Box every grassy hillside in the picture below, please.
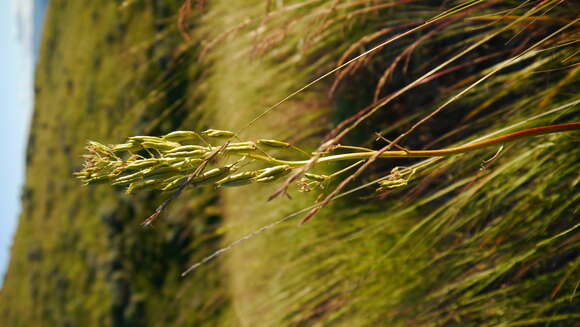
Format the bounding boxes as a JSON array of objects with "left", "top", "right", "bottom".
[
  {"left": 1, "top": 0, "right": 579, "bottom": 326},
  {"left": 0, "top": 1, "right": 234, "bottom": 326}
]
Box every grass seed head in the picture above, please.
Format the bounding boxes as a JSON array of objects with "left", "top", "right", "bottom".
[
  {"left": 165, "top": 150, "right": 208, "bottom": 158},
  {"left": 201, "top": 129, "right": 236, "bottom": 138},
  {"left": 216, "top": 171, "right": 257, "bottom": 187},
  {"left": 254, "top": 165, "right": 291, "bottom": 179},
  {"left": 256, "top": 139, "right": 291, "bottom": 148},
  {"left": 141, "top": 141, "right": 181, "bottom": 151},
  {"left": 163, "top": 131, "right": 198, "bottom": 142},
  {"left": 166, "top": 145, "right": 209, "bottom": 153}
]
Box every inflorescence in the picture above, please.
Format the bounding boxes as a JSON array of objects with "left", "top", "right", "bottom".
[{"left": 74, "top": 130, "right": 334, "bottom": 194}]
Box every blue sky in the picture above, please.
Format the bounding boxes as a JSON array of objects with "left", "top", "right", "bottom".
[{"left": 0, "top": 0, "right": 35, "bottom": 286}]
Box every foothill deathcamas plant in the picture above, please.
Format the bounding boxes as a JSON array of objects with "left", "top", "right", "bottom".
[{"left": 76, "top": 123, "right": 579, "bottom": 223}]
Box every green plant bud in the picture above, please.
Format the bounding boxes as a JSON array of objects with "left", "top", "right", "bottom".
[
  {"left": 254, "top": 165, "right": 291, "bottom": 179},
  {"left": 164, "top": 150, "right": 207, "bottom": 158},
  {"left": 256, "top": 139, "right": 291, "bottom": 148},
  {"left": 216, "top": 171, "right": 257, "bottom": 187},
  {"left": 254, "top": 176, "right": 277, "bottom": 183},
  {"left": 85, "top": 174, "right": 112, "bottom": 185},
  {"left": 228, "top": 142, "right": 256, "bottom": 147},
  {"left": 124, "top": 159, "right": 160, "bottom": 170},
  {"left": 112, "top": 143, "right": 142, "bottom": 152},
  {"left": 141, "top": 141, "right": 181, "bottom": 151},
  {"left": 112, "top": 171, "right": 144, "bottom": 185},
  {"left": 163, "top": 131, "right": 197, "bottom": 142},
  {"left": 73, "top": 171, "right": 89, "bottom": 178},
  {"left": 142, "top": 166, "right": 180, "bottom": 178},
  {"left": 191, "top": 166, "right": 232, "bottom": 185},
  {"left": 224, "top": 144, "right": 257, "bottom": 153},
  {"left": 201, "top": 129, "right": 235, "bottom": 138},
  {"left": 377, "top": 178, "right": 408, "bottom": 190},
  {"left": 128, "top": 136, "right": 165, "bottom": 143},
  {"left": 127, "top": 179, "right": 159, "bottom": 193},
  {"left": 171, "top": 159, "right": 203, "bottom": 170},
  {"left": 87, "top": 141, "right": 115, "bottom": 156},
  {"left": 304, "top": 173, "right": 328, "bottom": 182},
  {"left": 166, "top": 145, "right": 208, "bottom": 153},
  {"left": 158, "top": 157, "right": 181, "bottom": 164},
  {"left": 161, "top": 176, "right": 188, "bottom": 191}
]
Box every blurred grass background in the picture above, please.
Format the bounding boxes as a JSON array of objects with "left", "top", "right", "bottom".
[
  {"left": 1, "top": 0, "right": 578, "bottom": 326},
  {"left": 0, "top": 0, "right": 234, "bottom": 326}
]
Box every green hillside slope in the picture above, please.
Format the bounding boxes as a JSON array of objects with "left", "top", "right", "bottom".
[{"left": 0, "top": 1, "right": 234, "bottom": 326}]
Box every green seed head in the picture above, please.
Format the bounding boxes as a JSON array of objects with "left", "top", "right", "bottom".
[
  {"left": 141, "top": 141, "right": 181, "bottom": 151},
  {"left": 163, "top": 131, "right": 198, "bottom": 142},
  {"left": 113, "top": 143, "right": 142, "bottom": 152},
  {"left": 191, "top": 166, "right": 233, "bottom": 185},
  {"left": 127, "top": 179, "right": 159, "bottom": 193},
  {"left": 166, "top": 145, "right": 208, "bottom": 153},
  {"left": 170, "top": 159, "right": 203, "bottom": 171},
  {"left": 304, "top": 173, "right": 328, "bottom": 182},
  {"left": 254, "top": 165, "right": 291, "bottom": 179},
  {"left": 256, "top": 139, "right": 291, "bottom": 148},
  {"left": 142, "top": 166, "right": 181, "bottom": 178},
  {"left": 87, "top": 141, "right": 116, "bottom": 157},
  {"left": 216, "top": 171, "right": 257, "bottom": 187},
  {"left": 161, "top": 176, "right": 188, "bottom": 191},
  {"left": 224, "top": 143, "right": 257, "bottom": 153},
  {"left": 124, "top": 159, "right": 160, "bottom": 170},
  {"left": 164, "top": 150, "right": 207, "bottom": 158},
  {"left": 128, "top": 136, "right": 165, "bottom": 143},
  {"left": 377, "top": 178, "right": 408, "bottom": 191},
  {"left": 201, "top": 129, "right": 236, "bottom": 139},
  {"left": 254, "top": 176, "right": 278, "bottom": 183},
  {"left": 112, "top": 171, "right": 144, "bottom": 185}
]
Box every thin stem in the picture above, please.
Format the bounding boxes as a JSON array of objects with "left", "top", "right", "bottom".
[{"left": 245, "top": 123, "right": 579, "bottom": 167}]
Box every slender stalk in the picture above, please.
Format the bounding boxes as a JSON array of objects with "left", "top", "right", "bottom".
[{"left": 245, "top": 123, "right": 579, "bottom": 167}]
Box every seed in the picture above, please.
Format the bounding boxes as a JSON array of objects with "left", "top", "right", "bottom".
[
  {"left": 163, "top": 131, "right": 197, "bottom": 142},
  {"left": 254, "top": 165, "right": 290, "bottom": 179},
  {"left": 254, "top": 176, "right": 276, "bottom": 183},
  {"left": 141, "top": 141, "right": 181, "bottom": 151},
  {"left": 125, "top": 159, "right": 160, "bottom": 170},
  {"left": 85, "top": 175, "right": 111, "bottom": 185},
  {"left": 201, "top": 129, "right": 236, "bottom": 138},
  {"left": 143, "top": 166, "right": 180, "bottom": 178},
  {"left": 87, "top": 141, "right": 115, "bottom": 156},
  {"left": 128, "top": 136, "right": 165, "bottom": 143},
  {"left": 191, "top": 166, "right": 232, "bottom": 185},
  {"left": 257, "top": 139, "right": 291, "bottom": 148},
  {"left": 166, "top": 145, "right": 208, "bottom": 153},
  {"left": 224, "top": 144, "right": 257, "bottom": 153},
  {"left": 161, "top": 176, "right": 188, "bottom": 191},
  {"left": 304, "top": 173, "right": 327, "bottom": 182},
  {"left": 113, "top": 143, "right": 142, "bottom": 152},
  {"left": 216, "top": 171, "right": 257, "bottom": 187},
  {"left": 127, "top": 179, "right": 159, "bottom": 193},
  {"left": 158, "top": 158, "right": 182, "bottom": 165},
  {"left": 165, "top": 150, "right": 207, "bottom": 158},
  {"left": 112, "top": 171, "right": 144, "bottom": 185},
  {"left": 171, "top": 159, "right": 203, "bottom": 170}
]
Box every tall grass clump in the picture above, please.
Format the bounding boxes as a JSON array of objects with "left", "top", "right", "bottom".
[{"left": 76, "top": 0, "right": 579, "bottom": 326}]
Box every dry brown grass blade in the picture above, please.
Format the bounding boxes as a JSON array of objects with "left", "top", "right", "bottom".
[
  {"left": 178, "top": 0, "right": 193, "bottom": 42},
  {"left": 373, "top": 26, "right": 442, "bottom": 101},
  {"left": 301, "top": 13, "right": 579, "bottom": 223},
  {"left": 329, "top": 22, "right": 418, "bottom": 97}
]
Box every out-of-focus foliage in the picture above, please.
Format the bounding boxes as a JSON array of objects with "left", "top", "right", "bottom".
[{"left": 0, "top": 1, "right": 234, "bottom": 326}]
